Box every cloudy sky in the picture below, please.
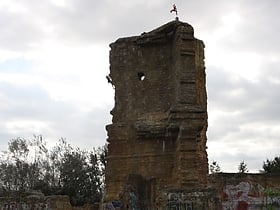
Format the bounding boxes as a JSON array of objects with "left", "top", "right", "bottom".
[{"left": 0, "top": 0, "right": 279, "bottom": 172}]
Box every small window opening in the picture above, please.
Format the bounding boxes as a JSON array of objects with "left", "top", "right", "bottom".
[{"left": 137, "top": 72, "right": 145, "bottom": 81}]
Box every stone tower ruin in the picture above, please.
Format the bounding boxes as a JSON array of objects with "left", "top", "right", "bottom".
[{"left": 104, "top": 20, "right": 209, "bottom": 209}]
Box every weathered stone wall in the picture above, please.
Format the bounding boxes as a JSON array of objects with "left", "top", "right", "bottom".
[
  {"left": 2, "top": 174, "right": 279, "bottom": 210},
  {"left": 0, "top": 192, "right": 99, "bottom": 210},
  {"left": 104, "top": 20, "right": 208, "bottom": 209},
  {"left": 208, "top": 173, "right": 280, "bottom": 210}
]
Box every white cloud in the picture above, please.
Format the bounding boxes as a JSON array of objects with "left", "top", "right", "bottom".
[
  {"left": 0, "top": 0, "right": 27, "bottom": 13},
  {"left": 50, "top": 0, "right": 67, "bottom": 8},
  {"left": 5, "top": 120, "right": 51, "bottom": 134},
  {"left": 0, "top": 50, "right": 23, "bottom": 62},
  {"left": 27, "top": 42, "right": 113, "bottom": 109}
]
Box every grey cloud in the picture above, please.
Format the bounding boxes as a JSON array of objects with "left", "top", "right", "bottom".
[
  {"left": 209, "top": 151, "right": 270, "bottom": 172},
  {"left": 0, "top": 81, "right": 110, "bottom": 149},
  {"left": 60, "top": 108, "right": 112, "bottom": 149},
  {"left": 208, "top": 65, "right": 280, "bottom": 124},
  {"left": 207, "top": 63, "right": 280, "bottom": 171},
  {"left": 217, "top": 1, "right": 280, "bottom": 54},
  {"left": 51, "top": 1, "right": 171, "bottom": 44},
  {"left": 0, "top": 82, "right": 73, "bottom": 120},
  {"left": 2, "top": 0, "right": 279, "bottom": 51},
  {"left": 0, "top": 6, "right": 44, "bottom": 51}
]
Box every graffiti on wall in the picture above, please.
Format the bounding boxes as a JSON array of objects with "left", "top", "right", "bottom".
[
  {"left": 222, "top": 181, "right": 280, "bottom": 210},
  {"left": 103, "top": 201, "right": 121, "bottom": 210},
  {"left": 166, "top": 192, "right": 194, "bottom": 210},
  {"left": 0, "top": 202, "right": 48, "bottom": 210},
  {"left": 165, "top": 191, "right": 215, "bottom": 210}
]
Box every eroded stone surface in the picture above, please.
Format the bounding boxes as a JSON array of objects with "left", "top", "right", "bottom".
[{"left": 104, "top": 20, "right": 209, "bottom": 209}]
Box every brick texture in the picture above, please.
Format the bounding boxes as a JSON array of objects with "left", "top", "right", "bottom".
[{"left": 104, "top": 20, "right": 208, "bottom": 209}]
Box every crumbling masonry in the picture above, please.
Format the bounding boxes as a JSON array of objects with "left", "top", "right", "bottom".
[{"left": 104, "top": 20, "right": 211, "bottom": 209}]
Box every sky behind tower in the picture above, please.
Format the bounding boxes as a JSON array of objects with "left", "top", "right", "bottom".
[{"left": 0, "top": 0, "right": 279, "bottom": 172}]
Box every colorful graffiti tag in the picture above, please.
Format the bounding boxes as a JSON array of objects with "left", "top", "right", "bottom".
[{"left": 222, "top": 181, "right": 280, "bottom": 210}]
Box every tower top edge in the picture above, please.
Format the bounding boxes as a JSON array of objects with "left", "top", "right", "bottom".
[{"left": 110, "top": 20, "right": 194, "bottom": 47}]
